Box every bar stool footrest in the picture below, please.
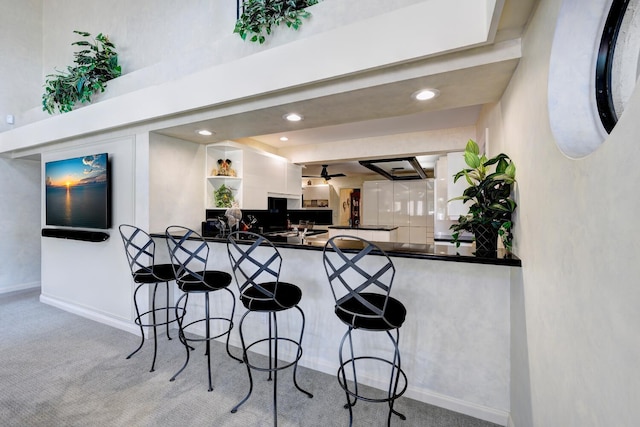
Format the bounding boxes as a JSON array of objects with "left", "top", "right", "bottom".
[
  {"left": 244, "top": 336, "right": 304, "bottom": 373},
  {"left": 337, "top": 355, "right": 408, "bottom": 404},
  {"left": 135, "top": 306, "right": 185, "bottom": 328},
  {"left": 179, "top": 317, "right": 235, "bottom": 344}
]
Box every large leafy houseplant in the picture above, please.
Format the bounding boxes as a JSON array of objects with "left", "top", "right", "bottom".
[
  {"left": 450, "top": 139, "right": 517, "bottom": 253},
  {"left": 234, "top": 0, "right": 319, "bottom": 44},
  {"left": 42, "top": 31, "right": 121, "bottom": 114}
]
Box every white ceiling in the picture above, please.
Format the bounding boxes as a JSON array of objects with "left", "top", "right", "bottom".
[{"left": 154, "top": 0, "right": 538, "bottom": 178}]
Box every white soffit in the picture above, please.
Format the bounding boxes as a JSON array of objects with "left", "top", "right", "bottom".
[{"left": 0, "top": 0, "right": 505, "bottom": 153}]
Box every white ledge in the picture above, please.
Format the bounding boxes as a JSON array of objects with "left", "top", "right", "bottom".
[{"left": 1, "top": 0, "right": 503, "bottom": 154}]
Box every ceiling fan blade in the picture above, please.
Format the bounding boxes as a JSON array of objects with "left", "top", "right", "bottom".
[{"left": 303, "top": 165, "right": 346, "bottom": 180}]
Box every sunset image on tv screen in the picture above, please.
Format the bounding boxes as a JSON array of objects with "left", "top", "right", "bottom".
[{"left": 45, "top": 153, "right": 110, "bottom": 229}]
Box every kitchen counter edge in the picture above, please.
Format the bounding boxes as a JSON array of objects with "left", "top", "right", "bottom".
[{"left": 152, "top": 233, "right": 521, "bottom": 267}]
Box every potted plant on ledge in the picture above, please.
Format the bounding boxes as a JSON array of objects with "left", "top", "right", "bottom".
[{"left": 449, "top": 139, "right": 517, "bottom": 256}]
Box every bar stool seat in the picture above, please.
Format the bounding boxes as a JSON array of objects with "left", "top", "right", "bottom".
[
  {"left": 240, "top": 281, "right": 302, "bottom": 311},
  {"left": 177, "top": 271, "right": 232, "bottom": 292},
  {"left": 335, "top": 292, "right": 406, "bottom": 331}
]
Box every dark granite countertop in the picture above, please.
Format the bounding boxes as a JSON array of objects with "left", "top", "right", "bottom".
[
  {"left": 152, "top": 231, "right": 521, "bottom": 267},
  {"left": 328, "top": 225, "right": 398, "bottom": 231}
]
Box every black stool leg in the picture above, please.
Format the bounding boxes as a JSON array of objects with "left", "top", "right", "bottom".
[
  {"left": 231, "top": 310, "right": 254, "bottom": 413},
  {"left": 224, "top": 288, "right": 243, "bottom": 364},
  {"left": 205, "top": 292, "right": 213, "bottom": 392},
  {"left": 387, "top": 329, "right": 406, "bottom": 423},
  {"left": 170, "top": 292, "right": 191, "bottom": 382},
  {"left": 127, "top": 284, "right": 146, "bottom": 361},
  {"left": 268, "top": 312, "right": 274, "bottom": 381},
  {"left": 273, "top": 312, "right": 279, "bottom": 427},
  {"left": 150, "top": 283, "right": 159, "bottom": 372},
  {"left": 163, "top": 281, "right": 173, "bottom": 341},
  {"left": 339, "top": 328, "right": 356, "bottom": 426},
  {"left": 292, "top": 306, "right": 313, "bottom": 399}
]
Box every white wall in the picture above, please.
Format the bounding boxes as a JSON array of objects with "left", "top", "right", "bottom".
[
  {"left": 41, "top": 0, "right": 237, "bottom": 80},
  {"left": 0, "top": 158, "right": 41, "bottom": 293},
  {"left": 149, "top": 134, "right": 204, "bottom": 233},
  {"left": 40, "top": 136, "right": 139, "bottom": 332},
  {"left": 0, "top": 0, "right": 42, "bottom": 133},
  {"left": 480, "top": 0, "right": 640, "bottom": 426}
]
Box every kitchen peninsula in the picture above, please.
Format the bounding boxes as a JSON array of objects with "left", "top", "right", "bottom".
[{"left": 151, "top": 228, "right": 520, "bottom": 425}]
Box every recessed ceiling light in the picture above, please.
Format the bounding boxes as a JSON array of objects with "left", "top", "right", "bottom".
[
  {"left": 197, "top": 130, "right": 214, "bottom": 136},
  {"left": 280, "top": 136, "right": 289, "bottom": 141},
  {"left": 284, "top": 113, "right": 303, "bottom": 122},
  {"left": 413, "top": 89, "right": 440, "bottom": 101}
]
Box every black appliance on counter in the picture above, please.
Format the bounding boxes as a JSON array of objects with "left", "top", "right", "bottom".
[{"left": 267, "top": 196, "right": 288, "bottom": 230}]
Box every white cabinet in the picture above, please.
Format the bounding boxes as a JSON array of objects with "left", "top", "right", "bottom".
[
  {"left": 363, "top": 181, "right": 394, "bottom": 225},
  {"left": 393, "top": 182, "right": 411, "bottom": 227},
  {"left": 362, "top": 181, "right": 379, "bottom": 225},
  {"left": 286, "top": 163, "right": 302, "bottom": 196},
  {"left": 205, "top": 142, "right": 301, "bottom": 210},
  {"left": 361, "top": 179, "right": 434, "bottom": 244},
  {"left": 378, "top": 181, "right": 394, "bottom": 226}
]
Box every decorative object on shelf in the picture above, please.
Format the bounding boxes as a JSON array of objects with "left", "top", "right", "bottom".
[
  {"left": 212, "top": 158, "right": 236, "bottom": 176},
  {"left": 449, "top": 139, "right": 517, "bottom": 255},
  {"left": 42, "top": 31, "right": 121, "bottom": 114},
  {"left": 225, "top": 202, "right": 243, "bottom": 230},
  {"left": 214, "top": 184, "right": 235, "bottom": 208},
  {"left": 234, "top": 0, "right": 320, "bottom": 44}
]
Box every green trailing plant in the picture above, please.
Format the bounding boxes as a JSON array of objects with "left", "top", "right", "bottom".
[
  {"left": 214, "top": 184, "right": 235, "bottom": 208},
  {"left": 449, "top": 139, "right": 517, "bottom": 252},
  {"left": 234, "top": 0, "right": 320, "bottom": 44},
  {"left": 42, "top": 30, "right": 121, "bottom": 114}
]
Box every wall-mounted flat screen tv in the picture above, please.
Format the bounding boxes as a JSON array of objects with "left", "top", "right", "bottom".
[{"left": 45, "top": 153, "right": 111, "bottom": 229}]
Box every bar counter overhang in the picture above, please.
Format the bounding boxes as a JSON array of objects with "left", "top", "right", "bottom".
[{"left": 150, "top": 231, "right": 520, "bottom": 425}]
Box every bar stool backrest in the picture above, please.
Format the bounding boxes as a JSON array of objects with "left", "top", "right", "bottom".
[
  {"left": 119, "top": 224, "right": 159, "bottom": 282},
  {"left": 165, "top": 226, "right": 210, "bottom": 288},
  {"left": 322, "top": 235, "right": 396, "bottom": 322},
  {"left": 227, "top": 231, "right": 282, "bottom": 301}
]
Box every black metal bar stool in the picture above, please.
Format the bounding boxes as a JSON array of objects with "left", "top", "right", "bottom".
[
  {"left": 322, "top": 235, "right": 408, "bottom": 426},
  {"left": 119, "top": 224, "right": 183, "bottom": 372},
  {"left": 226, "top": 231, "right": 313, "bottom": 426},
  {"left": 165, "top": 226, "right": 242, "bottom": 391}
]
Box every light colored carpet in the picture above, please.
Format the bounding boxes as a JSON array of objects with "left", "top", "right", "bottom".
[{"left": 0, "top": 289, "right": 500, "bottom": 427}]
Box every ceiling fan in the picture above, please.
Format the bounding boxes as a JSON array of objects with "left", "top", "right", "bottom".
[{"left": 303, "top": 164, "right": 346, "bottom": 181}]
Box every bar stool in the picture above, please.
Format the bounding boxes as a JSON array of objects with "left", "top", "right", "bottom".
[
  {"left": 322, "top": 235, "right": 408, "bottom": 426},
  {"left": 118, "top": 224, "right": 183, "bottom": 372},
  {"left": 226, "top": 231, "right": 313, "bottom": 426},
  {"left": 165, "top": 225, "right": 242, "bottom": 391}
]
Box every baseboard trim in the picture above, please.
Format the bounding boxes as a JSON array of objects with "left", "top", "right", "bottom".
[
  {"left": 39, "top": 294, "right": 139, "bottom": 336},
  {"left": 0, "top": 281, "right": 40, "bottom": 295},
  {"left": 404, "top": 387, "right": 510, "bottom": 426}
]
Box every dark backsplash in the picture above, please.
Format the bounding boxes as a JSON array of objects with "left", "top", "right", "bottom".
[{"left": 203, "top": 208, "right": 332, "bottom": 236}]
